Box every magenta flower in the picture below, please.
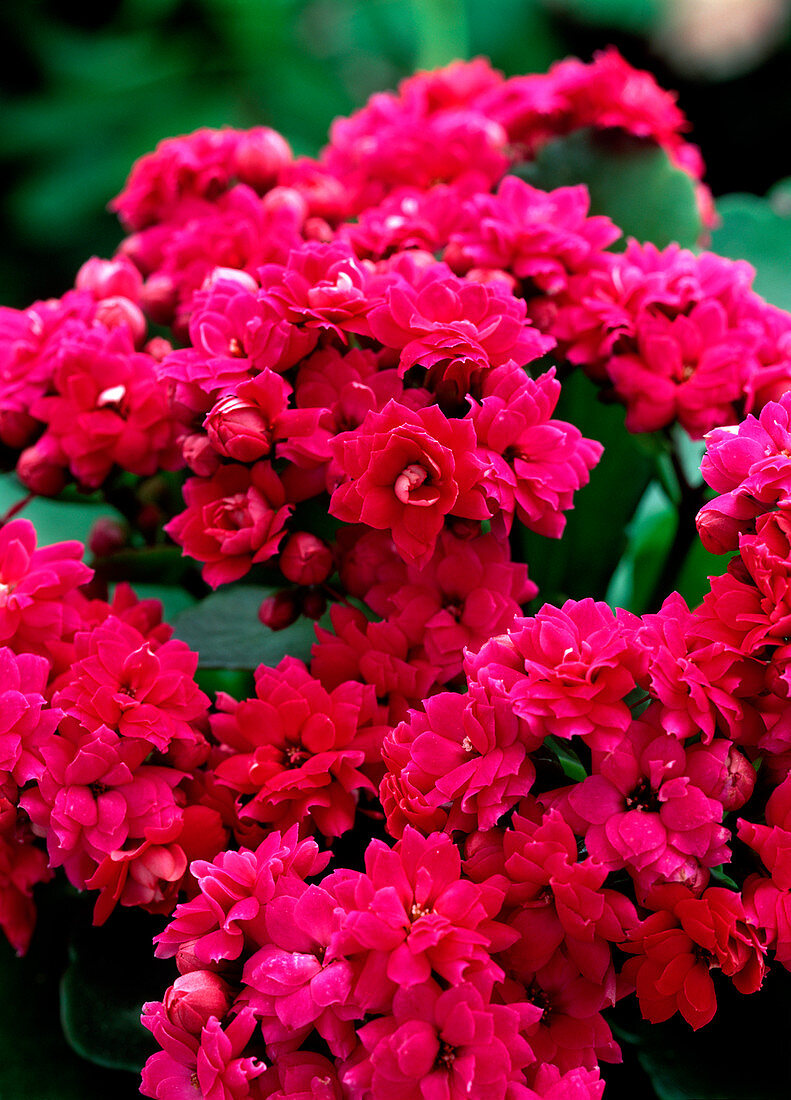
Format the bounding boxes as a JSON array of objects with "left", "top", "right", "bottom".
[
  {"left": 0, "top": 519, "right": 92, "bottom": 655},
  {"left": 154, "top": 827, "right": 330, "bottom": 968},
  {"left": 330, "top": 828, "right": 514, "bottom": 1008},
  {"left": 341, "top": 977, "right": 533, "bottom": 1100},
  {"left": 330, "top": 399, "right": 489, "bottom": 567},
  {"left": 166, "top": 462, "right": 291, "bottom": 588},
  {"left": 381, "top": 685, "right": 536, "bottom": 837},
  {"left": 210, "top": 656, "right": 385, "bottom": 840},
  {"left": 470, "top": 365, "right": 602, "bottom": 537},
  {"left": 53, "top": 615, "right": 208, "bottom": 753},
  {"left": 368, "top": 263, "right": 553, "bottom": 397},
  {"left": 466, "top": 599, "right": 643, "bottom": 744}
]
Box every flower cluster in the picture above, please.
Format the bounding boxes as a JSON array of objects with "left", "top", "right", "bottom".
[{"left": 2, "top": 48, "right": 791, "bottom": 1100}]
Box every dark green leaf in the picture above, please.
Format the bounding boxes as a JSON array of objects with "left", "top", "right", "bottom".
[
  {"left": 606, "top": 481, "right": 678, "bottom": 614},
  {"left": 540, "top": 0, "right": 659, "bottom": 32},
  {"left": 60, "top": 906, "right": 164, "bottom": 1073},
  {"left": 710, "top": 190, "right": 791, "bottom": 311},
  {"left": 520, "top": 370, "right": 654, "bottom": 607},
  {"left": 516, "top": 129, "right": 703, "bottom": 248},
  {"left": 0, "top": 886, "right": 142, "bottom": 1098},
  {"left": 674, "top": 538, "right": 734, "bottom": 610},
  {"left": 171, "top": 584, "right": 320, "bottom": 670},
  {"left": 545, "top": 736, "right": 587, "bottom": 782}
]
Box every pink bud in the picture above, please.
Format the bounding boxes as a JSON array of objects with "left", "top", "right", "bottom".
[
  {"left": 695, "top": 495, "right": 759, "bottom": 554},
  {"left": 301, "top": 590, "right": 327, "bottom": 620},
  {"left": 303, "top": 216, "right": 334, "bottom": 242},
  {"left": 233, "top": 127, "right": 292, "bottom": 191},
  {"left": 144, "top": 336, "right": 173, "bottom": 362},
  {"left": 279, "top": 532, "right": 334, "bottom": 585},
  {"left": 719, "top": 746, "right": 756, "bottom": 811},
  {"left": 88, "top": 517, "right": 129, "bottom": 558},
  {"left": 141, "top": 275, "right": 177, "bottom": 325},
  {"left": 93, "top": 296, "right": 147, "bottom": 347},
  {"left": 259, "top": 590, "right": 300, "bottom": 631},
  {"left": 0, "top": 409, "right": 38, "bottom": 450},
  {"left": 163, "top": 971, "right": 234, "bottom": 1034},
  {"left": 205, "top": 394, "right": 272, "bottom": 463},
  {"left": 76, "top": 256, "right": 143, "bottom": 300},
  {"left": 261, "top": 186, "right": 309, "bottom": 222},
  {"left": 182, "top": 433, "right": 220, "bottom": 477},
  {"left": 17, "top": 438, "right": 66, "bottom": 496}
]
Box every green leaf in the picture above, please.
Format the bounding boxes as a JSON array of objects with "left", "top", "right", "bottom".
[
  {"left": 674, "top": 537, "right": 734, "bottom": 610},
  {"left": 520, "top": 370, "right": 654, "bottom": 607},
  {"left": 545, "top": 736, "right": 587, "bottom": 782},
  {"left": 0, "top": 886, "right": 142, "bottom": 1098},
  {"left": 0, "top": 472, "right": 120, "bottom": 548},
  {"left": 710, "top": 189, "right": 791, "bottom": 311},
  {"left": 60, "top": 905, "right": 164, "bottom": 1073},
  {"left": 516, "top": 129, "right": 703, "bottom": 249},
  {"left": 171, "top": 584, "right": 320, "bottom": 670},
  {"left": 606, "top": 481, "right": 678, "bottom": 614}
]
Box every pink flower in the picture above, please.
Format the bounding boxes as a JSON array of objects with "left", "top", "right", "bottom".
[
  {"left": 342, "top": 977, "right": 533, "bottom": 1100},
  {"left": 0, "top": 647, "right": 60, "bottom": 785},
  {"left": 166, "top": 462, "right": 291, "bottom": 587},
  {"left": 32, "top": 323, "right": 180, "bottom": 488},
  {"left": 621, "top": 884, "right": 766, "bottom": 1029},
  {"left": 381, "top": 685, "right": 536, "bottom": 837},
  {"left": 53, "top": 615, "right": 208, "bottom": 753},
  {"left": 470, "top": 365, "right": 602, "bottom": 536},
  {"left": 209, "top": 657, "right": 385, "bottom": 840},
  {"left": 239, "top": 881, "right": 356, "bottom": 1056},
  {"left": 154, "top": 827, "right": 330, "bottom": 968},
  {"left": 330, "top": 399, "right": 488, "bottom": 567},
  {"left": 560, "top": 716, "right": 730, "bottom": 889},
  {"left": 466, "top": 599, "right": 643, "bottom": 743},
  {"left": 330, "top": 828, "right": 514, "bottom": 1007},
  {"left": 449, "top": 175, "right": 619, "bottom": 291},
  {"left": 367, "top": 263, "right": 553, "bottom": 398},
  {"left": 0, "top": 519, "right": 92, "bottom": 656}
]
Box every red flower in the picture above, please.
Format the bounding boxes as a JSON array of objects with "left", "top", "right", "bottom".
[
  {"left": 166, "top": 462, "right": 291, "bottom": 587},
  {"left": 330, "top": 399, "right": 488, "bottom": 567}
]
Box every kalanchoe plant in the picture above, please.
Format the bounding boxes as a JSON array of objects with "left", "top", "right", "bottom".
[{"left": 2, "top": 46, "right": 791, "bottom": 1100}]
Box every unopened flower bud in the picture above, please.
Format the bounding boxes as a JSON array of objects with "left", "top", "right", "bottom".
[
  {"left": 76, "top": 256, "right": 143, "bottom": 301},
  {"left": 205, "top": 394, "right": 271, "bottom": 463},
  {"left": 261, "top": 186, "right": 309, "bottom": 223},
  {"left": 719, "top": 746, "right": 756, "bottom": 811},
  {"left": 233, "top": 127, "right": 292, "bottom": 191},
  {"left": 141, "top": 275, "right": 177, "bottom": 325},
  {"left": 0, "top": 409, "right": 38, "bottom": 450},
  {"left": 280, "top": 532, "right": 334, "bottom": 585},
  {"left": 88, "top": 517, "right": 129, "bottom": 558},
  {"left": 304, "top": 217, "right": 334, "bottom": 242},
  {"left": 144, "top": 336, "right": 173, "bottom": 362},
  {"left": 93, "top": 296, "right": 147, "bottom": 347},
  {"left": 259, "top": 590, "right": 300, "bottom": 631},
  {"left": 301, "top": 589, "right": 327, "bottom": 620},
  {"left": 17, "top": 438, "right": 66, "bottom": 496},
  {"left": 182, "top": 433, "right": 220, "bottom": 477},
  {"left": 163, "top": 971, "right": 234, "bottom": 1034}
]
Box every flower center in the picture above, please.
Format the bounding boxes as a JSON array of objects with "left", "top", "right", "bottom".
[
  {"left": 394, "top": 463, "right": 438, "bottom": 506},
  {"left": 435, "top": 1041, "right": 456, "bottom": 1070},
  {"left": 625, "top": 776, "right": 661, "bottom": 813}
]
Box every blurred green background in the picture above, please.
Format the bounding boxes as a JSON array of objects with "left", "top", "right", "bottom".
[{"left": 2, "top": 0, "right": 791, "bottom": 310}]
